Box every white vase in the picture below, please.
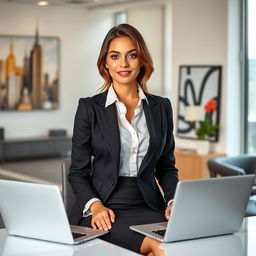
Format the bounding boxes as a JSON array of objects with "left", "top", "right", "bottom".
[{"left": 196, "top": 140, "right": 209, "bottom": 155}]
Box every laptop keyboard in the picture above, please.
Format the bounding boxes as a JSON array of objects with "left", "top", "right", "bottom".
[
  {"left": 72, "top": 232, "right": 87, "bottom": 239},
  {"left": 152, "top": 229, "right": 166, "bottom": 237}
]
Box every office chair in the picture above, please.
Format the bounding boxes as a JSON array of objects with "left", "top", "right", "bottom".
[
  {"left": 0, "top": 176, "right": 19, "bottom": 229},
  {"left": 0, "top": 215, "right": 4, "bottom": 229},
  {"left": 208, "top": 155, "right": 256, "bottom": 217},
  {"left": 61, "top": 159, "right": 76, "bottom": 218}
]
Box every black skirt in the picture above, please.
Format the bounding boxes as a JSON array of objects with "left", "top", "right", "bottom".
[{"left": 80, "top": 177, "right": 166, "bottom": 253}]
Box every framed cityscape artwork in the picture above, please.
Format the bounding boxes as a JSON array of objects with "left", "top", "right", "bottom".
[
  {"left": 0, "top": 30, "right": 60, "bottom": 111},
  {"left": 176, "top": 65, "right": 222, "bottom": 142}
]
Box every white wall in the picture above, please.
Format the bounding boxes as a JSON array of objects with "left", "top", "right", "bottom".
[
  {"left": 169, "top": 0, "right": 242, "bottom": 155},
  {"left": 0, "top": 3, "right": 165, "bottom": 139},
  {"left": 0, "top": 3, "right": 113, "bottom": 138},
  {"left": 0, "top": 1, "right": 242, "bottom": 156},
  {"left": 127, "top": 5, "right": 164, "bottom": 96},
  {"left": 169, "top": 0, "right": 232, "bottom": 154},
  {"left": 126, "top": 0, "right": 242, "bottom": 155}
]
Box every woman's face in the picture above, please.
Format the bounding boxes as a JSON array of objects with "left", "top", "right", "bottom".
[{"left": 105, "top": 36, "right": 141, "bottom": 88}]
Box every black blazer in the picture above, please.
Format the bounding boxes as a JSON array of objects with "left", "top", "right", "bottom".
[{"left": 68, "top": 90, "right": 178, "bottom": 225}]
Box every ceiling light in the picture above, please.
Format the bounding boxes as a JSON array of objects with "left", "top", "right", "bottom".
[{"left": 37, "top": 1, "right": 49, "bottom": 6}]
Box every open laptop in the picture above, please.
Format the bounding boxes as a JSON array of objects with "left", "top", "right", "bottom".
[
  {"left": 0, "top": 179, "right": 108, "bottom": 244},
  {"left": 130, "top": 175, "right": 255, "bottom": 242}
]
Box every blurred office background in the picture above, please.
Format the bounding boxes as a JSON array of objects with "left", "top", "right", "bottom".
[{"left": 0, "top": 0, "right": 255, "bottom": 189}]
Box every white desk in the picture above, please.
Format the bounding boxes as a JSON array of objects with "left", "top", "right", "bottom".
[
  {"left": 0, "top": 229, "right": 140, "bottom": 256},
  {"left": 0, "top": 217, "right": 255, "bottom": 256},
  {"left": 161, "top": 217, "right": 256, "bottom": 256}
]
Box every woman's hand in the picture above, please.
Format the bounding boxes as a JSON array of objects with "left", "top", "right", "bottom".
[
  {"left": 165, "top": 201, "right": 174, "bottom": 220},
  {"left": 90, "top": 201, "right": 115, "bottom": 230}
]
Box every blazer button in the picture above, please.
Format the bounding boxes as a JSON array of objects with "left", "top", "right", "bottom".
[{"left": 111, "top": 180, "right": 115, "bottom": 186}]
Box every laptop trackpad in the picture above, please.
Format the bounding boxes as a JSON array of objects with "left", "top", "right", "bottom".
[
  {"left": 71, "top": 225, "right": 88, "bottom": 233},
  {"left": 72, "top": 232, "right": 88, "bottom": 239}
]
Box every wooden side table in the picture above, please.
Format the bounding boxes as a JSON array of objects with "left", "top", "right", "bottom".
[{"left": 175, "top": 148, "right": 226, "bottom": 180}]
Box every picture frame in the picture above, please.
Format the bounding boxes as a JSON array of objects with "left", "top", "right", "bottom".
[
  {"left": 176, "top": 65, "right": 222, "bottom": 142},
  {"left": 0, "top": 33, "right": 60, "bottom": 111}
]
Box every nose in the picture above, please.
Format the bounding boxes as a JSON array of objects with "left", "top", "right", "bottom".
[{"left": 120, "top": 56, "right": 129, "bottom": 68}]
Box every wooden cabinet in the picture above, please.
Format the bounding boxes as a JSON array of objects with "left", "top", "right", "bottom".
[{"left": 175, "top": 148, "right": 226, "bottom": 180}]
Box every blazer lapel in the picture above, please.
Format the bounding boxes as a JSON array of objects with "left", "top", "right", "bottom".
[
  {"left": 94, "top": 92, "right": 120, "bottom": 169},
  {"left": 138, "top": 96, "right": 163, "bottom": 175}
]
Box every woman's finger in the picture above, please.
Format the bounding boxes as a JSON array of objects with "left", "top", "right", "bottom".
[
  {"left": 98, "top": 214, "right": 109, "bottom": 230},
  {"left": 108, "top": 209, "right": 116, "bottom": 223},
  {"left": 91, "top": 220, "right": 97, "bottom": 229},
  {"left": 102, "top": 211, "right": 112, "bottom": 229},
  {"left": 96, "top": 219, "right": 103, "bottom": 230},
  {"left": 165, "top": 207, "right": 171, "bottom": 220}
]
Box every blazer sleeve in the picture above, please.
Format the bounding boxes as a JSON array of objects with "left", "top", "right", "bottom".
[
  {"left": 155, "top": 98, "right": 179, "bottom": 204},
  {"left": 68, "top": 98, "right": 100, "bottom": 212}
]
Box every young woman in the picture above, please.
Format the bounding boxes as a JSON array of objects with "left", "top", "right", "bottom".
[{"left": 68, "top": 24, "right": 178, "bottom": 256}]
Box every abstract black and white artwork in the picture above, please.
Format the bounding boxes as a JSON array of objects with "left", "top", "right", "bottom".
[{"left": 177, "top": 65, "right": 222, "bottom": 141}]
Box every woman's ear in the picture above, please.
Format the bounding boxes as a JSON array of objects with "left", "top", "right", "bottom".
[{"left": 105, "top": 64, "right": 109, "bottom": 69}]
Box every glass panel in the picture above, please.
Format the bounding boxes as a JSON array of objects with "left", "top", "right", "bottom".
[{"left": 247, "top": 0, "right": 256, "bottom": 153}]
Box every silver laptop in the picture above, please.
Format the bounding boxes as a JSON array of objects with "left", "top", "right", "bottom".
[
  {"left": 130, "top": 175, "right": 255, "bottom": 242},
  {"left": 0, "top": 179, "right": 108, "bottom": 244}
]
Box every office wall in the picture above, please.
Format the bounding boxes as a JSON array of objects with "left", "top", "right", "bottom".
[
  {"left": 0, "top": 3, "right": 113, "bottom": 138},
  {"left": 171, "top": 0, "right": 227, "bottom": 153},
  {"left": 169, "top": 0, "right": 241, "bottom": 155},
  {"left": 127, "top": 5, "right": 164, "bottom": 96},
  {"left": 0, "top": 1, "right": 242, "bottom": 155},
  {"left": 0, "top": 3, "right": 165, "bottom": 139},
  {"left": 127, "top": 0, "right": 242, "bottom": 155}
]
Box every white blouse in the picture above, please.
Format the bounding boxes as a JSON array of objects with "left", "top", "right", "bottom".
[{"left": 105, "top": 85, "right": 150, "bottom": 177}]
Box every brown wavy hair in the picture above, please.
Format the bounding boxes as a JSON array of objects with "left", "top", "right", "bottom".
[{"left": 97, "top": 23, "right": 154, "bottom": 93}]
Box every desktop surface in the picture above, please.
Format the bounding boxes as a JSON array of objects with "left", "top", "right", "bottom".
[
  {"left": 0, "top": 229, "right": 140, "bottom": 256},
  {"left": 161, "top": 216, "right": 256, "bottom": 256},
  {"left": 0, "top": 217, "right": 255, "bottom": 256}
]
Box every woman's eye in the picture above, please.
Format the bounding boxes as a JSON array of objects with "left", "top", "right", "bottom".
[
  {"left": 110, "top": 55, "right": 119, "bottom": 60},
  {"left": 128, "top": 53, "right": 137, "bottom": 59}
]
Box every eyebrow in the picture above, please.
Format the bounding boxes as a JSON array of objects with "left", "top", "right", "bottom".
[{"left": 108, "top": 49, "right": 137, "bottom": 54}]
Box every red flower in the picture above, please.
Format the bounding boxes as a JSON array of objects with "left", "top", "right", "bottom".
[{"left": 204, "top": 99, "right": 217, "bottom": 113}]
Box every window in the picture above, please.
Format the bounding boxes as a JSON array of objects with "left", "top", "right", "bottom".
[
  {"left": 245, "top": 0, "right": 256, "bottom": 153},
  {"left": 114, "top": 12, "right": 127, "bottom": 25}
]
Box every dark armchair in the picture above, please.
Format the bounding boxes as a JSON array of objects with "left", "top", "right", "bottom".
[
  {"left": 208, "top": 154, "right": 256, "bottom": 216},
  {"left": 208, "top": 154, "right": 256, "bottom": 194}
]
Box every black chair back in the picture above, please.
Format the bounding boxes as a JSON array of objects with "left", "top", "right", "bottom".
[
  {"left": 61, "top": 159, "right": 76, "bottom": 218},
  {"left": 0, "top": 214, "right": 4, "bottom": 228}
]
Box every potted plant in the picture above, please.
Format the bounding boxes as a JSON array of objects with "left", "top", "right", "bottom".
[{"left": 195, "top": 99, "right": 218, "bottom": 154}]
